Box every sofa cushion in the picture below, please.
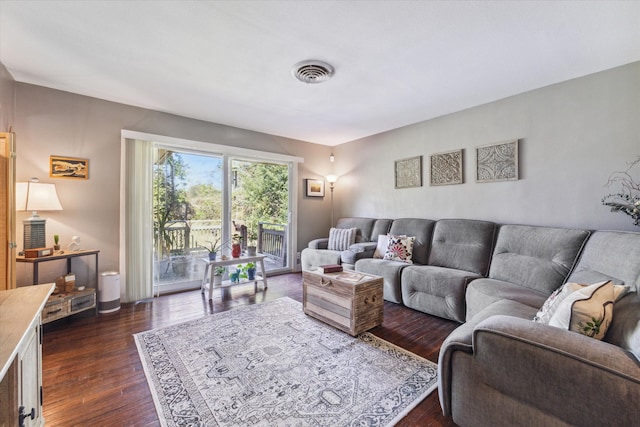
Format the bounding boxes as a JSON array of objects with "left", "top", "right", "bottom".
[
  {"left": 428, "top": 219, "right": 497, "bottom": 275},
  {"left": 566, "top": 230, "right": 640, "bottom": 292},
  {"left": 402, "top": 265, "right": 482, "bottom": 322},
  {"left": 466, "top": 278, "right": 549, "bottom": 321},
  {"left": 327, "top": 227, "right": 356, "bottom": 250},
  {"left": 383, "top": 235, "right": 415, "bottom": 263},
  {"left": 488, "top": 225, "right": 590, "bottom": 295},
  {"left": 387, "top": 218, "right": 435, "bottom": 265},
  {"left": 334, "top": 217, "right": 377, "bottom": 243}
]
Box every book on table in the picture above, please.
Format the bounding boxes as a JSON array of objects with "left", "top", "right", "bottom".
[{"left": 318, "top": 264, "right": 343, "bottom": 274}]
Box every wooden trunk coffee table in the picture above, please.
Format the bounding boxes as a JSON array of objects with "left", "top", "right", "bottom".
[{"left": 302, "top": 270, "right": 383, "bottom": 336}]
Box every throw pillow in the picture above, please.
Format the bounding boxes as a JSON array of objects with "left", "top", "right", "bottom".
[
  {"left": 327, "top": 227, "right": 357, "bottom": 251},
  {"left": 383, "top": 235, "right": 415, "bottom": 264},
  {"left": 373, "top": 234, "right": 389, "bottom": 258},
  {"left": 547, "top": 280, "right": 629, "bottom": 340},
  {"left": 533, "top": 282, "right": 583, "bottom": 324}
]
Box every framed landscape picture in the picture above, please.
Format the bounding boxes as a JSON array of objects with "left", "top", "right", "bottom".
[
  {"left": 50, "top": 156, "right": 89, "bottom": 179},
  {"left": 395, "top": 155, "right": 422, "bottom": 189},
  {"left": 475, "top": 139, "right": 519, "bottom": 183},
  {"left": 305, "top": 179, "right": 325, "bottom": 197},
  {"left": 430, "top": 149, "right": 463, "bottom": 186}
]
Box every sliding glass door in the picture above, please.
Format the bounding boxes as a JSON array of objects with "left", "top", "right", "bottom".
[
  {"left": 152, "top": 149, "right": 292, "bottom": 294},
  {"left": 153, "top": 148, "right": 224, "bottom": 294},
  {"left": 230, "top": 158, "right": 291, "bottom": 274}
]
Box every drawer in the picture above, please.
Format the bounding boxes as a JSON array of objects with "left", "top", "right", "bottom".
[
  {"left": 42, "top": 299, "right": 70, "bottom": 323},
  {"left": 71, "top": 293, "right": 96, "bottom": 312}
]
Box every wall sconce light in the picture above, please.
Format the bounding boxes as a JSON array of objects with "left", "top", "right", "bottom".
[
  {"left": 16, "top": 178, "right": 63, "bottom": 250},
  {"left": 329, "top": 152, "right": 335, "bottom": 162},
  {"left": 326, "top": 174, "right": 339, "bottom": 226}
]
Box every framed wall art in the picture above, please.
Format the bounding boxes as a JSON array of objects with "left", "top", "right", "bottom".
[
  {"left": 50, "top": 156, "right": 89, "bottom": 179},
  {"left": 395, "top": 155, "right": 422, "bottom": 189},
  {"left": 305, "top": 179, "right": 325, "bottom": 197},
  {"left": 475, "top": 139, "right": 519, "bottom": 183},
  {"left": 430, "top": 149, "right": 463, "bottom": 186}
]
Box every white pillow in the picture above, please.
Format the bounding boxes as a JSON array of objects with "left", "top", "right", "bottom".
[
  {"left": 327, "top": 227, "right": 357, "bottom": 251},
  {"left": 373, "top": 234, "right": 389, "bottom": 258},
  {"left": 547, "top": 281, "right": 629, "bottom": 340},
  {"left": 533, "top": 282, "right": 583, "bottom": 324}
]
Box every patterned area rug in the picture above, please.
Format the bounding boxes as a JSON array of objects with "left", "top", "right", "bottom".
[{"left": 134, "top": 297, "right": 438, "bottom": 427}]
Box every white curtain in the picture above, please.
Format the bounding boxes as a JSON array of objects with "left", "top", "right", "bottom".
[{"left": 124, "top": 138, "right": 154, "bottom": 301}]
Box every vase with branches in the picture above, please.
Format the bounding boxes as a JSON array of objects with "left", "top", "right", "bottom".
[{"left": 602, "top": 156, "right": 640, "bottom": 226}]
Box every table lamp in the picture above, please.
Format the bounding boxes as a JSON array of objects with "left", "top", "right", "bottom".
[{"left": 16, "top": 178, "right": 63, "bottom": 250}]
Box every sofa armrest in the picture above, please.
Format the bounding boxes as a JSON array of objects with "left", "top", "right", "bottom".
[
  {"left": 341, "top": 242, "right": 378, "bottom": 265},
  {"left": 307, "top": 238, "right": 329, "bottom": 249},
  {"left": 441, "top": 315, "right": 640, "bottom": 425}
]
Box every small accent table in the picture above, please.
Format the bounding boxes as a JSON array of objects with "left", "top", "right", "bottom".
[
  {"left": 16, "top": 249, "right": 99, "bottom": 287},
  {"left": 201, "top": 255, "right": 268, "bottom": 300},
  {"left": 16, "top": 249, "right": 100, "bottom": 319}
]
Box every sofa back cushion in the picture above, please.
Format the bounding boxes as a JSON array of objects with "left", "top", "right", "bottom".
[
  {"left": 371, "top": 219, "right": 393, "bottom": 241},
  {"left": 429, "top": 219, "right": 497, "bottom": 275},
  {"left": 335, "top": 217, "right": 377, "bottom": 243},
  {"left": 388, "top": 218, "right": 435, "bottom": 265},
  {"left": 566, "top": 230, "right": 640, "bottom": 292},
  {"left": 489, "top": 225, "right": 590, "bottom": 294}
]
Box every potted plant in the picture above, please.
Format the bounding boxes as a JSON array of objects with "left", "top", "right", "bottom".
[
  {"left": 204, "top": 237, "right": 221, "bottom": 260},
  {"left": 213, "top": 266, "right": 226, "bottom": 286},
  {"left": 244, "top": 262, "right": 257, "bottom": 280},
  {"left": 53, "top": 234, "right": 60, "bottom": 251},
  {"left": 231, "top": 233, "right": 243, "bottom": 258},
  {"left": 246, "top": 230, "right": 258, "bottom": 256}
]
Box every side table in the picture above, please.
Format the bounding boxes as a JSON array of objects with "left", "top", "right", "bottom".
[
  {"left": 17, "top": 249, "right": 100, "bottom": 318},
  {"left": 201, "top": 254, "right": 268, "bottom": 300}
]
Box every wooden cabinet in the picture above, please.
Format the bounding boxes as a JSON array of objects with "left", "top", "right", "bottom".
[
  {"left": 302, "top": 271, "right": 383, "bottom": 336},
  {"left": 0, "top": 284, "right": 53, "bottom": 427},
  {"left": 0, "top": 131, "right": 16, "bottom": 291}
]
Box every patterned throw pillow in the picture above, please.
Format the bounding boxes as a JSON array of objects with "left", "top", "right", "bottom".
[
  {"left": 383, "top": 235, "right": 415, "bottom": 264},
  {"left": 535, "top": 280, "right": 629, "bottom": 340},
  {"left": 549, "top": 280, "right": 628, "bottom": 340},
  {"left": 327, "top": 227, "right": 357, "bottom": 251}
]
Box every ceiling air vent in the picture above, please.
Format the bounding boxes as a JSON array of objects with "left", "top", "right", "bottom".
[{"left": 292, "top": 60, "right": 334, "bottom": 84}]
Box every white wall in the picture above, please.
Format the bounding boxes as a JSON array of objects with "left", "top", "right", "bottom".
[{"left": 332, "top": 62, "right": 640, "bottom": 232}]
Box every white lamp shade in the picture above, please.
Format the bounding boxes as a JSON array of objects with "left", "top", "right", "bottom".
[
  {"left": 16, "top": 181, "right": 63, "bottom": 212},
  {"left": 326, "top": 174, "right": 339, "bottom": 184}
]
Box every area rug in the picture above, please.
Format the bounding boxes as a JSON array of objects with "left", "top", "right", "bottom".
[{"left": 134, "top": 297, "right": 438, "bottom": 427}]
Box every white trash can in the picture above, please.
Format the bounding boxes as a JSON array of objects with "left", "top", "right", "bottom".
[{"left": 98, "top": 271, "right": 121, "bottom": 313}]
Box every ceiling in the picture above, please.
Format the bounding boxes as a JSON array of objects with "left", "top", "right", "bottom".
[{"left": 1, "top": 1, "right": 639, "bottom": 146}]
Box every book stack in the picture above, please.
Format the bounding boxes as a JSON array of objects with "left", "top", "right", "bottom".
[{"left": 317, "top": 264, "right": 343, "bottom": 274}]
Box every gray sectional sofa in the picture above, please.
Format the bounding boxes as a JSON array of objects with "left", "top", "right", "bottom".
[{"left": 301, "top": 217, "right": 640, "bottom": 426}]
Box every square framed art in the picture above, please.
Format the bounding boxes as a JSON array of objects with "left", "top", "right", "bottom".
[
  {"left": 430, "top": 149, "right": 463, "bottom": 186},
  {"left": 305, "top": 179, "right": 325, "bottom": 197},
  {"left": 475, "top": 139, "right": 519, "bottom": 183},
  {"left": 395, "top": 155, "right": 422, "bottom": 189}
]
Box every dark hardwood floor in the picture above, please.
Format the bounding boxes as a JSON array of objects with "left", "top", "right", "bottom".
[{"left": 42, "top": 273, "right": 459, "bottom": 426}]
